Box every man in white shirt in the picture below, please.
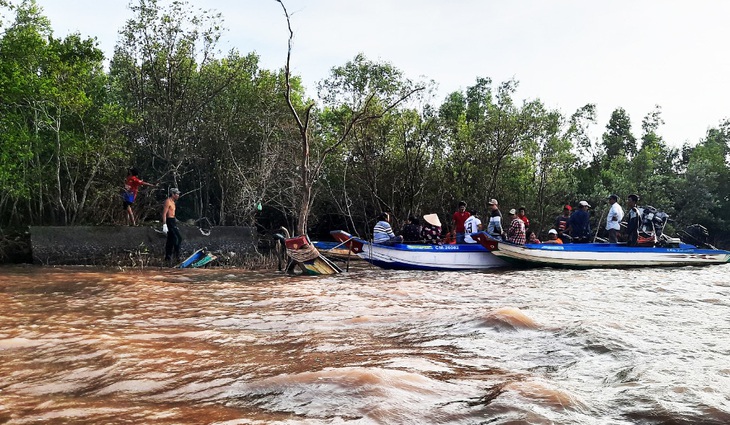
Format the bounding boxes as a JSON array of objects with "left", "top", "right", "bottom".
[
  {"left": 463, "top": 210, "right": 482, "bottom": 243},
  {"left": 605, "top": 194, "right": 624, "bottom": 243}
]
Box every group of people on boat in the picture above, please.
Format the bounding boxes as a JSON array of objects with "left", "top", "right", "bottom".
[
  {"left": 373, "top": 212, "right": 444, "bottom": 245},
  {"left": 372, "top": 194, "right": 647, "bottom": 247},
  {"left": 551, "top": 194, "right": 643, "bottom": 246}
]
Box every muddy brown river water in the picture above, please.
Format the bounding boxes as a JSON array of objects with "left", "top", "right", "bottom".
[{"left": 1, "top": 263, "right": 729, "bottom": 424}]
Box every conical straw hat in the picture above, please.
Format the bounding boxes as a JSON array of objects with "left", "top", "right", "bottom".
[{"left": 423, "top": 213, "right": 441, "bottom": 227}]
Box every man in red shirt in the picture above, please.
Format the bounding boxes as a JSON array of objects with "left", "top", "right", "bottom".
[
  {"left": 123, "top": 167, "right": 156, "bottom": 226},
  {"left": 452, "top": 201, "right": 471, "bottom": 244}
]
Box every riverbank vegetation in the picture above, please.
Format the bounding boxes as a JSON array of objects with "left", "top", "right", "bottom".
[{"left": 1, "top": 0, "right": 729, "bottom": 251}]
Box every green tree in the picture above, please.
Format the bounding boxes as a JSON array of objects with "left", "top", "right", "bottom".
[
  {"left": 602, "top": 107, "right": 637, "bottom": 161},
  {"left": 529, "top": 108, "right": 578, "bottom": 233},
  {"left": 110, "top": 0, "right": 229, "bottom": 188},
  {"left": 277, "top": 0, "right": 421, "bottom": 236},
  {"left": 440, "top": 78, "right": 555, "bottom": 211},
  {"left": 674, "top": 121, "right": 730, "bottom": 241},
  {"left": 629, "top": 106, "right": 679, "bottom": 209},
  {"left": 0, "top": 0, "right": 121, "bottom": 226},
  {"left": 196, "top": 55, "right": 297, "bottom": 226},
  {"left": 0, "top": 0, "right": 51, "bottom": 224}
]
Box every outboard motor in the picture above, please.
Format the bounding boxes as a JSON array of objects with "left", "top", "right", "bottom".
[
  {"left": 636, "top": 206, "right": 671, "bottom": 246},
  {"left": 638, "top": 206, "right": 669, "bottom": 235},
  {"left": 640, "top": 206, "right": 658, "bottom": 233},
  {"left": 652, "top": 211, "right": 669, "bottom": 238},
  {"left": 684, "top": 224, "right": 710, "bottom": 246}
]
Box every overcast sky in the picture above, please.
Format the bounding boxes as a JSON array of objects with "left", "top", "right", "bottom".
[{"left": 36, "top": 0, "right": 730, "bottom": 148}]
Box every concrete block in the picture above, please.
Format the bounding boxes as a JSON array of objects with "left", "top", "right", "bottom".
[{"left": 30, "top": 225, "right": 257, "bottom": 265}]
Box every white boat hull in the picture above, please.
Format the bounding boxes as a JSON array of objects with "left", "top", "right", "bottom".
[
  {"left": 491, "top": 242, "right": 730, "bottom": 268},
  {"left": 356, "top": 241, "right": 509, "bottom": 270}
]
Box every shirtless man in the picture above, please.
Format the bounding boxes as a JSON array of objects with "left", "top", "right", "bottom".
[{"left": 162, "top": 188, "right": 182, "bottom": 264}]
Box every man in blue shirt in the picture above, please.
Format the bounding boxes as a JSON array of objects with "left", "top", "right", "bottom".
[{"left": 568, "top": 200, "right": 591, "bottom": 243}]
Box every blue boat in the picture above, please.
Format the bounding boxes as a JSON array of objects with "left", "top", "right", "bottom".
[
  {"left": 330, "top": 230, "right": 508, "bottom": 271},
  {"left": 177, "top": 248, "right": 206, "bottom": 268},
  {"left": 191, "top": 252, "right": 217, "bottom": 268},
  {"left": 472, "top": 233, "right": 730, "bottom": 268}
]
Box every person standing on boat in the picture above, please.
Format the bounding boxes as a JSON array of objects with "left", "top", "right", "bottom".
[
  {"left": 162, "top": 188, "right": 182, "bottom": 264},
  {"left": 625, "top": 194, "right": 641, "bottom": 246},
  {"left": 506, "top": 209, "right": 526, "bottom": 245},
  {"left": 463, "top": 210, "right": 482, "bottom": 243},
  {"left": 421, "top": 213, "right": 443, "bottom": 245},
  {"left": 401, "top": 216, "right": 422, "bottom": 242},
  {"left": 373, "top": 212, "right": 403, "bottom": 245},
  {"left": 517, "top": 207, "right": 530, "bottom": 231},
  {"left": 605, "top": 194, "right": 624, "bottom": 243},
  {"left": 452, "top": 201, "right": 471, "bottom": 244},
  {"left": 555, "top": 205, "right": 572, "bottom": 242},
  {"left": 486, "top": 199, "right": 504, "bottom": 241},
  {"left": 567, "top": 200, "right": 591, "bottom": 243}
]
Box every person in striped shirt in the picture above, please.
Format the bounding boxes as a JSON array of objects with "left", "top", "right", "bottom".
[{"left": 373, "top": 213, "right": 403, "bottom": 245}]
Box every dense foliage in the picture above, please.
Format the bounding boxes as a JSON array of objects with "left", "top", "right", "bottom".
[{"left": 1, "top": 0, "right": 729, "bottom": 247}]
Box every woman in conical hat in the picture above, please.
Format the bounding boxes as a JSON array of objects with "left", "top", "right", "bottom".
[
  {"left": 421, "top": 213, "right": 442, "bottom": 245},
  {"left": 423, "top": 213, "right": 441, "bottom": 227}
]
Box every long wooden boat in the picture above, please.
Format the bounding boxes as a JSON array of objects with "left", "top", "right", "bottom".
[
  {"left": 472, "top": 233, "right": 730, "bottom": 268},
  {"left": 274, "top": 229, "right": 342, "bottom": 275},
  {"left": 330, "top": 230, "right": 508, "bottom": 271}
]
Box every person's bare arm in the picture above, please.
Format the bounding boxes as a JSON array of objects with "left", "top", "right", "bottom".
[{"left": 162, "top": 199, "right": 170, "bottom": 223}]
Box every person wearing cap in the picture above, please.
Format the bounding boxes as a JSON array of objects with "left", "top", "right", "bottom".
[
  {"left": 567, "top": 200, "right": 591, "bottom": 243},
  {"left": 162, "top": 188, "right": 182, "bottom": 264},
  {"left": 505, "top": 208, "right": 526, "bottom": 245},
  {"left": 486, "top": 199, "right": 503, "bottom": 241},
  {"left": 401, "top": 215, "right": 422, "bottom": 242},
  {"left": 463, "top": 210, "right": 482, "bottom": 244},
  {"left": 554, "top": 205, "right": 572, "bottom": 242},
  {"left": 542, "top": 229, "right": 563, "bottom": 244},
  {"left": 452, "top": 201, "right": 471, "bottom": 244},
  {"left": 605, "top": 194, "right": 624, "bottom": 243},
  {"left": 421, "top": 213, "right": 443, "bottom": 245},
  {"left": 373, "top": 212, "right": 403, "bottom": 245},
  {"left": 624, "top": 194, "right": 641, "bottom": 246}
]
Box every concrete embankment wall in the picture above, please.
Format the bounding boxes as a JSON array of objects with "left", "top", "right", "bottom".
[{"left": 30, "top": 225, "right": 257, "bottom": 265}]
